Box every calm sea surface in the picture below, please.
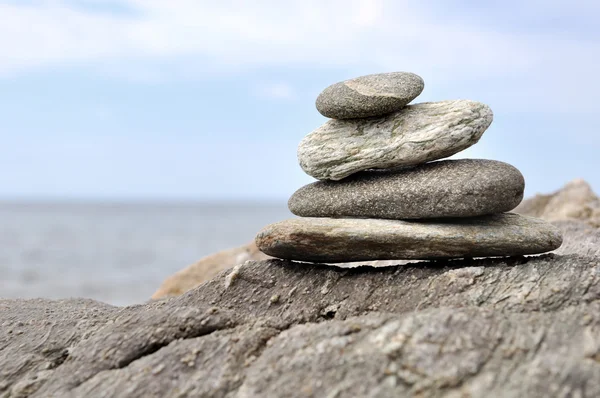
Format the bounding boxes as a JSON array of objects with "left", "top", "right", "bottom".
[{"left": 0, "top": 201, "right": 290, "bottom": 306}]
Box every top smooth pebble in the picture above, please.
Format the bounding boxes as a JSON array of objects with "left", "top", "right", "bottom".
[{"left": 316, "top": 72, "right": 424, "bottom": 119}]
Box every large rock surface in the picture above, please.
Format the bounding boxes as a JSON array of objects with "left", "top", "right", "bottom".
[
  {"left": 299, "top": 100, "right": 493, "bottom": 180},
  {"left": 515, "top": 178, "right": 600, "bottom": 227},
  {"left": 289, "top": 159, "right": 524, "bottom": 219},
  {"left": 1, "top": 221, "right": 599, "bottom": 397},
  {"left": 151, "top": 243, "right": 410, "bottom": 300},
  {"left": 315, "top": 72, "right": 424, "bottom": 119},
  {"left": 255, "top": 214, "right": 562, "bottom": 263}
]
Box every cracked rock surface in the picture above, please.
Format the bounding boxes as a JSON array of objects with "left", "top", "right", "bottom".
[{"left": 1, "top": 221, "right": 600, "bottom": 397}]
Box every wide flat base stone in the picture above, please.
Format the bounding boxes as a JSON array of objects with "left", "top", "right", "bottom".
[{"left": 255, "top": 213, "right": 563, "bottom": 263}]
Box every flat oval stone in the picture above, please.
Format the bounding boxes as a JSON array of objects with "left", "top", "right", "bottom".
[
  {"left": 299, "top": 100, "right": 493, "bottom": 181},
  {"left": 255, "top": 214, "right": 562, "bottom": 263},
  {"left": 289, "top": 159, "right": 524, "bottom": 219},
  {"left": 316, "top": 72, "right": 424, "bottom": 119}
]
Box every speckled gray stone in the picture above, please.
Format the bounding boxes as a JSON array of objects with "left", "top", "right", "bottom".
[
  {"left": 315, "top": 72, "right": 424, "bottom": 119},
  {"left": 255, "top": 214, "right": 562, "bottom": 263},
  {"left": 289, "top": 159, "right": 524, "bottom": 219},
  {"left": 299, "top": 100, "right": 494, "bottom": 181}
]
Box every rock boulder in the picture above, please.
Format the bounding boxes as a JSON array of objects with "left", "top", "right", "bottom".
[
  {"left": 151, "top": 241, "right": 270, "bottom": 299},
  {"left": 515, "top": 178, "right": 600, "bottom": 227},
  {"left": 1, "top": 221, "right": 600, "bottom": 397}
]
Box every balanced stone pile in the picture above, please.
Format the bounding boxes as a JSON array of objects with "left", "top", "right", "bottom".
[{"left": 255, "top": 72, "right": 563, "bottom": 263}]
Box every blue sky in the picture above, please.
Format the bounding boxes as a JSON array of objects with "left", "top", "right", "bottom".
[{"left": 0, "top": 0, "right": 598, "bottom": 200}]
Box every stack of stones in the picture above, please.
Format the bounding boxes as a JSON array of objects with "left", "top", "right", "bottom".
[{"left": 255, "top": 72, "right": 563, "bottom": 264}]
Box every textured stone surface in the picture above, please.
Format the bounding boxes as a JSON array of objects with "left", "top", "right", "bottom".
[
  {"left": 315, "top": 72, "right": 424, "bottom": 119},
  {"left": 289, "top": 159, "right": 524, "bottom": 219},
  {"left": 0, "top": 299, "right": 119, "bottom": 398},
  {"left": 151, "top": 243, "right": 409, "bottom": 299},
  {"left": 255, "top": 213, "right": 562, "bottom": 262},
  {"left": 299, "top": 100, "right": 494, "bottom": 180},
  {"left": 2, "top": 221, "right": 600, "bottom": 397},
  {"left": 516, "top": 178, "right": 600, "bottom": 227}
]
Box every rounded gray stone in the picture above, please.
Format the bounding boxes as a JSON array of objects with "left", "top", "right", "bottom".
[
  {"left": 299, "top": 100, "right": 494, "bottom": 181},
  {"left": 315, "top": 72, "right": 424, "bottom": 119},
  {"left": 289, "top": 159, "right": 525, "bottom": 219},
  {"left": 255, "top": 214, "right": 563, "bottom": 263}
]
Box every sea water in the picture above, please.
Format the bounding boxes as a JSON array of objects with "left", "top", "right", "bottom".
[{"left": 0, "top": 201, "right": 290, "bottom": 306}]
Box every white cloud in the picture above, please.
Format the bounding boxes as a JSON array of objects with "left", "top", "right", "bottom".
[
  {"left": 0, "top": 0, "right": 598, "bottom": 110},
  {"left": 0, "top": 1, "right": 568, "bottom": 72},
  {"left": 255, "top": 83, "right": 295, "bottom": 100}
]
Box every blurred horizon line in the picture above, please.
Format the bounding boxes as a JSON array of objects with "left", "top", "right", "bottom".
[{"left": 0, "top": 196, "right": 288, "bottom": 206}]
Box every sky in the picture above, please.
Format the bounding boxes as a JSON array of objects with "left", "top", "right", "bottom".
[{"left": 0, "top": 0, "right": 598, "bottom": 201}]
